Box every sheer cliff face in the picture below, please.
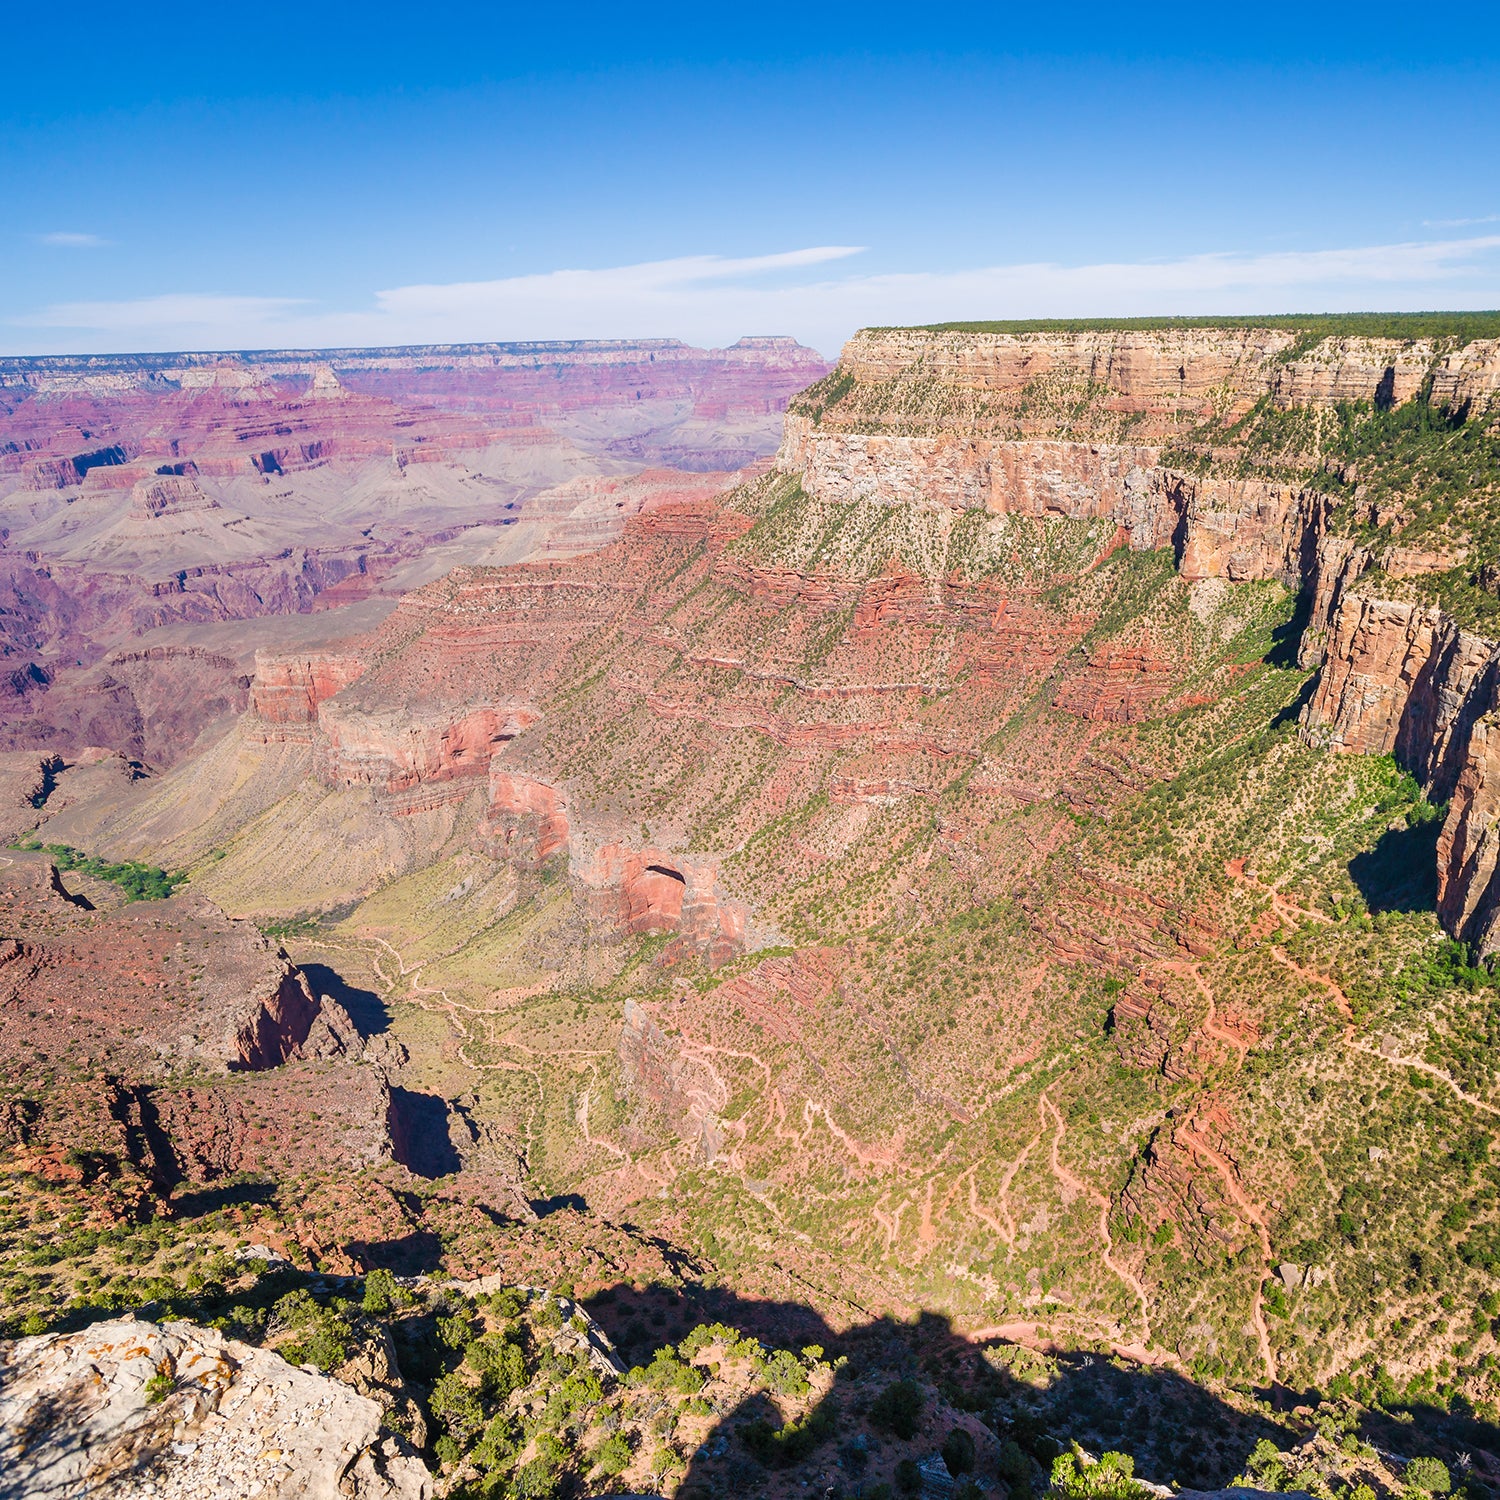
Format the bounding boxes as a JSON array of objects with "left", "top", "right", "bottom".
[
  {"left": 778, "top": 328, "right": 1409, "bottom": 598},
  {"left": 784, "top": 323, "right": 1500, "bottom": 950}
]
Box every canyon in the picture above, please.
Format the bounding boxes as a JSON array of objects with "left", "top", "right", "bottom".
[
  {"left": 8, "top": 315, "right": 1500, "bottom": 1498},
  {"left": 0, "top": 337, "right": 828, "bottom": 767}
]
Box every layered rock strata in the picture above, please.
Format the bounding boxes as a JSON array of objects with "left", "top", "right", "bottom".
[
  {"left": 1299, "top": 593, "right": 1500, "bottom": 950},
  {"left": 783, "top": 323, "right": 1500, "bottom": 950}
]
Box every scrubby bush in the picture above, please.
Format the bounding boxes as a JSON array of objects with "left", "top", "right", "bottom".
[
  {"left": 629, "top": 1346, "right": 706, "bottom": 1394},
  {"left": 429, "top": 1371, "right": 485, "bottom": 1445},
  {"left": 871, "top": 1379, "right": 925, "bottom": 1440},
  {"left": 944, "top": 1427, "right": 976, "bottom": 1475},
  {"left": 741, "top": 1402, "right": 837, "bottom": 1466},
  {"left": 465, "top": 1331, "right": 528, "bottom": 1399},
  {"left": 1000, "top": 1437, "right": 1035, "bottom": 1496},
  {"left": 511, "top": 1457, "right": 559, "bottom": 1499},
  {"left": 437, "top": 1312, "right": 475, "bottom": 1350},
  {"left": 1406, "top": 1458, "right": 1452, "bottom": 1495},
  {"left": 592, "top": 1432, "right": 633, "bottom": 1477},
  {"left": 31, "top": 842, "right": 185, "bottom": 901},
  {"left": 361, "top": 1269, "right": 402, "bottom": 1315},
  {"left": 1051, "top": 1447, "right": 1152, "bottom": 1500}
]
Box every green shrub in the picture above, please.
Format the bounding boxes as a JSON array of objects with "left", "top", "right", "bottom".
[
  {"left": 437, "top": 1312, "right": 474, "bottom": 1350},
  {"left": 37, "top": 843, "right": 185, "bottom": 901},
  {"left": 429, "top": 1371, "right": 485, "bottom": 1445},
  {"left": 757, "top": 1346, "right": 811, "bottom": 1397},
  {"left": 871, "top": 1379, "right": 925, "bottom": 1440},
  {"left": 944, "top": 1428, "right": 976, "bottom": 1475},
  {"left": 1241, "top": 1437, "right": 1289, "bottom": 1491},
  {"left": 1406, "top": 1458, "right": 1452, "bottom": 1495},
  {"left": 1051, "top": 1448, "right": 1152, "bottom": 1500},
  {"left": 361, "top": 1269, "right": 400, "bottom": 1315},
  {"left": 629, "top": 1346, "right": 706, "bottom": 1394},
  {"left": 592, "top": 1432, "right": 633, "bottom": 1477},
  {"left": 471, "top": 1413, "right": 518, "bottom": 1474},
  {"left": 741, "top": 1402, "right": 837, "bottom": 1466},
  {"left": 465, "top": 1332, "right": 528, "bottom": 1399},
  {"left": 1000, "top": 1437, "right": 1035, "bottom": 1495}
]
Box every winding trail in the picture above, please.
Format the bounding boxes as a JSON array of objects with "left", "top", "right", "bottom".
[
  {"left": 1225, "top": 857, "right": 1331, "bottom": 927},
  {"left": 1039, "top": 1089, "right": 1154, "bottom": 1353},
  {"left": 963, "top": 1108, "right": 1047, "bottom": 1248},
  {"left": 1163, "top": 958, "right": 1249, "bottom": 1062},
  {"left": 367, "top": 934, "right": 550, "bottom": 1162},
  {"left": 1267, "top": 943, "right": 1500, "bottom": 1118},
  {"left": 1179, "top": 1109, "right": 1276, "bottom": 1384},
  {"left": 1270, "top": 946, "right": 1354, "bottom": 1024}
]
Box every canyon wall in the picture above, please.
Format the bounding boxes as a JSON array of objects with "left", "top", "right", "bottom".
[
  {"left": 782, "top": 323, "right": 1500, "bottom": 950},
  {"left": 1300, "top": 593, "right": 1500, "bottom": 951}
]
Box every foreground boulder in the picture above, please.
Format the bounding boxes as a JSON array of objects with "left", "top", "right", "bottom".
[{"left": 0, "top": 1316, "right": 432, "bottom": 1499}]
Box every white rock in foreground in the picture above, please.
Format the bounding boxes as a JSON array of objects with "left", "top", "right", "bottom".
[{"left": 0, "top": 1316, "right": 431, "bottom": 1499}]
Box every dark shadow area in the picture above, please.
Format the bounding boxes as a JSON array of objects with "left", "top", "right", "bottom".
[
  {"left": 347, "top": 1228, "right": 445, "bottom": 1275},
  {"left": 299, "top": 962, "right": 391, "bottom": 1037},
  {"left": 1375, "top": 365, "right": 1397, "bottom": 412},
  {"left": 1267, "top": 589, "right": 1315, "bottom": 671},
  {"left": 529, "top": 1191, "right": 588, "bottom": 1217},
  {"left": 1270, "top": 671, "right": 1319, "bottom": 731},
  {"left": 579, "top": 1286, "right": 1299, "bottom": 1500},
  {"left": 1349, "top": 816, "right": 1442, "bottom": 914},
  {"left": 167, "top": 1179, "right": 277, "bottom": 1217},
  {"left": 580, "top": 1283, "right": 1500, "bottom": 1500},
  {"left": 387, "top": 1088, "right": 463, "bottom": 1178}
]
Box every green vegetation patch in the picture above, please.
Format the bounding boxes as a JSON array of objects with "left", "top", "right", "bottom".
[{"left": 10, "top": 839, "right": 186, "bottom": 901}]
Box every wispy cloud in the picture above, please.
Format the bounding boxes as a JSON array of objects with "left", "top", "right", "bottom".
[
  {"left": 34, "top": 231, "right": 112, "bottom": 248},
  {"left": 8, "top": 236, "right": 1500, "bottom": 356},
  {"left": 1422, "top": 214, "right": 1500, "bottom": 229},
  {"left": 18, "top": 293, "right": 309, "bottom": 332}
]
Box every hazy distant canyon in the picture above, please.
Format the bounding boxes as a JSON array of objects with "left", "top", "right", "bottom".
[{"left": 0, "top": 336, "right": 829, "bottom": 766}]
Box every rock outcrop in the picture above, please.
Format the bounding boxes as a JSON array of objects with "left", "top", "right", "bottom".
[
  {"left": 1300, "top": 590, "right": 1500, "bottom": 950},
  {"left": 0, "top": 1317, "right": 432, "bottom": 1499},
  {"left": 478, "top": 770, "right": 571, "bottom": 863},
  {"left": 574, "top": 841, "right": 747, "bottom": 964},
  {"left": 248, "top": 650, "right": 367, "bottom": 735},
  {"left": 0, "top": 852, "right": 423, "bottom": 1186},
  {"left": 317, "top": 700, "right": 540, "bottom": 809}
]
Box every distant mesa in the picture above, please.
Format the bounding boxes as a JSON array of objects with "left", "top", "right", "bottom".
[
  {"left": 127, "top": 472, "right": 221, "bottom": 521},
  {"left": 303, "top": 363, "right": 350, "bottom": 400}
]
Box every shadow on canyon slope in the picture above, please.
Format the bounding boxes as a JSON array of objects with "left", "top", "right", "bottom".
[
  {"left": 299, "top": 962, "right": 391, "bottom": 1036},
  {"left": 167, "top": 1179, "right": 278, "bottom": 1218},
  {"left": 388, "top": 1088, "right": 463, "bottom": 1178},
  {"left": 581, "top": 1284, "right": 1500, "bottom": 1500},
  {"left": 1348, "top": 815, "right": 1442, "bottom": 915},
  {"left": 529, "top": 1191, "right": 589, "bottom": 1217}
]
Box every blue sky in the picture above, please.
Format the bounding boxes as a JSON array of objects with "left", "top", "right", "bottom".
[{"left": 4, "top": 1, "right": 1499, "bottom": 356}]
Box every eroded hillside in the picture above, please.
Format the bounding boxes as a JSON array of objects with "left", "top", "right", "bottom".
[{"left": 11, "top": 314, "right": 1500, "bottom": 1497}]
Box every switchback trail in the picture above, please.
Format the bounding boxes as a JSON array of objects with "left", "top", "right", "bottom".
[
  {"left": 1040, "top": 1088, "right": 1154, "bottom": 1355},
  {"left": 1180, "top": 1109, "right": 1276, "bottom": 1384}
]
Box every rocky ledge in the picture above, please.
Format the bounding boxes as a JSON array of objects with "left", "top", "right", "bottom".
[{"left": 0, "top": 1316, "right": 432, "bottom": 1499}]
